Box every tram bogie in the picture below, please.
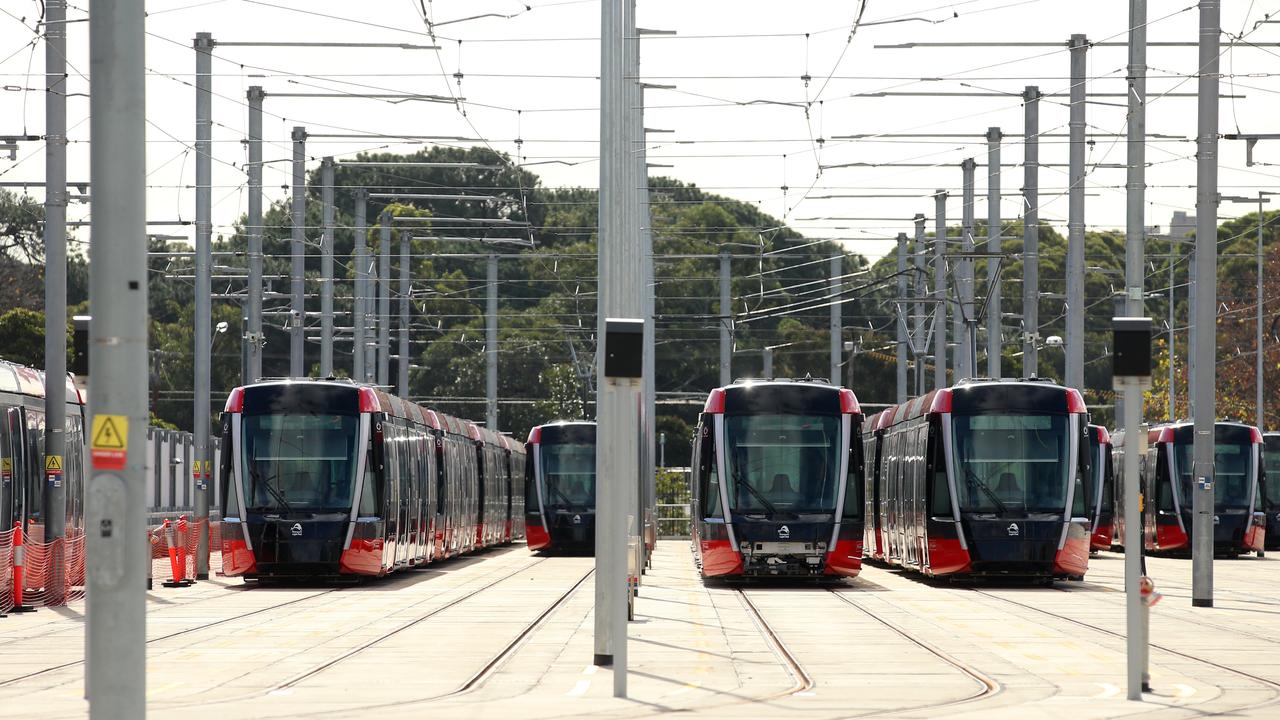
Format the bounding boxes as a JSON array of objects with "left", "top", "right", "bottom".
[
  {"left": 524, "top": 421, "right": 596, "bottom": 554},
  {"left": 1113, "top": 421, "right": 1265, "bottom": 556},
  {"left": 218, "top": 379, "right": 524, "bottom": 581},
  {"left": 863, "top": 378, "right": 1092, "bottom": 581},
  {"left": 690, "top": 379, "right": 864, "bottom": 579}
]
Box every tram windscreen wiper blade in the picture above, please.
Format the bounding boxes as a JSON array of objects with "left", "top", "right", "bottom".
[
  {"left": 963, "top": 466, "right": 1007, "bottom": 515},
  {"left": 732, "top": 468, "right": 780, "bottom": 517},
  {"left": 547, "top": 482, "right": 580, "bottom": 510},
  {"left": 250, "top": 466, "right": 293, "bottom": 513}
]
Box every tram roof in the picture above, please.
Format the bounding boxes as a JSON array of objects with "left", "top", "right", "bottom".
[
  {"left": 867, "top": 378, "right": 1085, "bottom": 429},
  {"left": 0, "top": 360, "right": 80, "bottom": 405}
]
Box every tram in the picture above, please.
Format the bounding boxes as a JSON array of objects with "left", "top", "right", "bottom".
[
  {"left": 524, "top": 421, "right": 596, "bottom": 553},
  {"left": 1266, "top": 432, "right": 1280, "bottom": 551},
  {"left": 1088, "top": 424, "right": 1115, "bottom": 552},
  {"left": 218, "top": 379, "right": 524, "bottom": 581},
  {"left": 0, "top": 361, "right": 85, "bottom": 543},
  {"left": 1112, "top": 421, "right": 1265, "bottom": 556},
  {"left": 690, "top": 379, "right": 865, "bottom": 579},
  {"left": 862, "top": 378, "right": 1092, "bottom": 581}
]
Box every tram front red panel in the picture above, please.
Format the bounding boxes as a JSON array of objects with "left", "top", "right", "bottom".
[
  {"left": 699, "top": 539, "right": 743, "bottom": 576},
  {"left": 824, "top": 538, "right": 863, "bottom": 577},
  {"left": 526, "top": 522, "right": 551, "bottom": 551},
  {"left": 339, "top": 538, "right": 385, "bottom": 576}
]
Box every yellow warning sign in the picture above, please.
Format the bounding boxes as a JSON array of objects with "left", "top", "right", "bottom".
[
  {"left": 92, "top": 415, "right": 128, "bottom": 450},
  {"left": 1, "top": 458, "right": 11, "bottom": 473},
  {"left": 44, "top": 455, "right": 63, "bottom": 472},
  {"left": 91, "top": 414, "right": 129, "bottom": 470}
]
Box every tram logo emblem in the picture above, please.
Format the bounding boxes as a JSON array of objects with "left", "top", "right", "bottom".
[
  {"left": 1006, "top": 523, "right": 1020, "bottom": 537},
  {"left": 778, "top": 525, "right": 791, "bottom": 539},
  {"left": 572, "top": 514, "right": 582, "bottom": 525},
  {"left": 1213, "top": 515, "right": 1220, "bottom": 525},
  {"left": 291, "top": 523, "right": 303, "bottom": 537}
]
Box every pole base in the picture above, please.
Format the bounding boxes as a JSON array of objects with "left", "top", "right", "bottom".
[
  {"left": 195, "top": 573, "right": 209, "bottom": 580},
  {"left": 9, "top": 604, "right": 36, "bottom": 614},
  {"left": 1192, "top": 598, "right": 1213, "bottom": 608},
  {"left": 594, "top": 653, "right": 613, "bottom": 667},
  {"left": 1142, "top": 682, "right": 1153, "bottom": 693},
  {"left": 162, "top": 579, "right": 195, "bottom": 588},
  {"left": 146, "top": 578, "right": 153, "bottom": 590}
]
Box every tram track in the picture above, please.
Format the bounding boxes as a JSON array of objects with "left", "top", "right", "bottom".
[
  {"left": 970, "top": 588, "right": 1280, "bottom": 713},
  {"left": 735, "top": 589, "right": 815, "bottom": 699},
  {"left": 150, "top": 556, "right": 585, "bottom": 713},
  {"left": 300, "top": 565, "right": 598, "bottom": 717},
  {"left": 826, "top": 588, "right": 1002, "bottom": 716},
  {"left": 0, "top": 585, "right": 345, "bottom": 687}
]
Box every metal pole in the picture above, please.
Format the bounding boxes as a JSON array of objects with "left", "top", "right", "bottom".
[
  {"left": 290, "top": 126, "right": 307, "bottom": 377},
  {"left": 486, "top": 254, "right": 498, "bottom": 429},
  {"left": 987, "top": 128, "right": 1003, "bottom": 379},
  {"left": 398, "top": 232, "right": 410, "bottom": 397},
  {"left": 1067, "top": 35, "right": 1089, "bottom": 391},
  {"left": 1023, "top": 86, "right": 1042, "bottom": 377},
  {"left": 1191, "top": 0, "right": 1220, "bottom": 609},
  {"left": 353, "top": 189, "right": 368, "bottom": 382},
  {"left": 914, "top": 213, "right": 927, "bottom": 394},
  {"left": 319, "top": 157, "right": 335, "bottom": 377},
  {"left": 720, "top": 249, "right": 731, "bottom": 386},
  {"left": 639, "top": 87, "right": 657, "bottom": 572},
  {"left": 934, "top": 191, "right": 948, "bottom": 390},
  {"left": 763, "top": 346, "right": 774, "bottom": 377},
  {"left": 830, "top": 254, "right": 842, "bottom": 383},
  {"left": 1188, "top": 247, "right": 1197, "bottom": 410},
  {"left": 378, "top": 211, "right": 391, "bottom": 387},
  {"left": 960, "top": 158, "right": 977, "bottom": 380},
  {"left": 595, "top": 0, "right": 639, "bottom": 696},
  {"left": 1259, "top": 194, "right": 1266, "bottom": 430},
  {"left": 193, "top": 31, "right": 213, "bottom": 579},
  {"left": 1124, "top": 0, "right": 1149, "bottom": 697},
  {"left": 896, "top": 232, "right": 908, "bottom": 402},
  {"left": 42, "top": 0, "right": 69, "bottom": 604},
  {"left": 1169, "top": 244, "right": 1177, "bottom": 421},
  {"left": 246, "top": 86, "right": 264, "bottom": 382},
  {"left": 87, "top": 0, "right": 147, "bottom": 712}
]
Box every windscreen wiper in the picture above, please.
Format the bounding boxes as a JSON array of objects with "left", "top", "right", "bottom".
[
  {"left": 963, "top": 465, "right": 1008, "bottom": 515},
  {"left": 732, "top": 468, "right": 781, "bottom": 517},
  {"left": 250, "top": 467, "right": 293, "bottom": 513},
  {"left": 547, "top": 483, "right": 581, "bottom": 510}
]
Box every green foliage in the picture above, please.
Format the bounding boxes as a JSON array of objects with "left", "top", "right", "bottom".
[{"left": 0, "top": 308, "right": 73, "bottom": 368}]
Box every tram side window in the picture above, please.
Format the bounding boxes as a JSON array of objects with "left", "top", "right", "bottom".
[
  {"left": 844, "top": 428, "right": 863, "bottom": 520},
  {"left": 1156, "top": 450, "right": 1175, "bottom": 511},
  {"left": 524, "top": 449, "right": 539, "bottom": 512},
  {"left": 698, "top": 424, "right": 722, "bottom": 518},
  {"left": 927, "top": 423, "right": 951, "bottom": 516}
]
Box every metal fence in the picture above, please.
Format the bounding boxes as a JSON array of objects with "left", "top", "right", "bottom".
[
  {"left": 145, "top": 427, "right": 221, "bottom": 520},
  {"left": 656, "top": 467, "right": 692, "bottom": 538}
]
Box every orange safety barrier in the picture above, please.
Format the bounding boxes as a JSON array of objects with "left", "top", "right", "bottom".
[
  {"left": 160, "top": 519, "right": 192, "bottom": 588},
  {"left": 0, "top": 526, "right": 12, "bottom": 616},
  {"left": 11, "top": 521, "right": 35, "bottom": 613}
]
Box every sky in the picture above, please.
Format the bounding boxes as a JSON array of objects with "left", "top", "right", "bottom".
[{"left": 2, "top": 0, "right": 1279, "bottom": 265}]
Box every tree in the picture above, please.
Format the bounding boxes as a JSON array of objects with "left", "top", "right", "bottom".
[{"left": 0, "top": 308, "right": 73, "bottom": 368}]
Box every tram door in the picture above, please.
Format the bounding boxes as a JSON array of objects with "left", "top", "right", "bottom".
[{"left": 0, "top": 407, "right": 20, "bottom": 529}]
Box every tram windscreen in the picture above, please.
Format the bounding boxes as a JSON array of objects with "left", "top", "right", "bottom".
[
  {"left": 1173, "top": 441, "right": 1255, "bottom": 509},
  {"left": 1265, "top": 436, "right": 1280, "bottom": 505},
  {"left": 241, "top": 414, "right": 360, "bottom": 512},
  {"left": 951, "top": 414, "right": 1071, "bottom": 514},
  {"left": 540, "top": 442, "right": 596, "bottom": 510},
  {"left": 725, "top": 414, "right": 841, "bottom": 516}
]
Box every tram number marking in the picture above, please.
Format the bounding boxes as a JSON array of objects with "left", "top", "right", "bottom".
[{"left": 1007, "top": 523, "right": 1020, "bottom": 537}]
